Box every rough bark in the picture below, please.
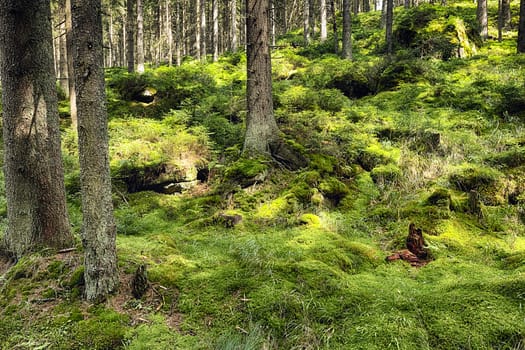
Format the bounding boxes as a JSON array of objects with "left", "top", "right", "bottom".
[
  {"left": 136, "top": 0, "right": 145, "bottom": 73},
  {"left": 231, "top": 0, "right": 238, "bottom": 51},
  {"left": 0, "top": 0, "right": 73, "bottom": 259},
  {"left": 385, "top": 0, "right": 393, "bottom": 55},
  {"left": 71, "top": 0, "right": 119, "bottom": 302},
  {"left": 519, "top": 0, "right": 525, "bottom": 53},
  {"left": 320, "top": 0, "right": 327, "bottom": 42},
  {"left": 331, "top": 0, "right": 338, "bottom": 54},
  {"left": 477, "top": 0, "right": 488, "bottom": 41},
  {"left": 303, "top": 0, "right": 310, "bottom": 44},
  {"left": 66, "top": 0, "right": 78, "bottom": 128},
  {"left": 213, "top": 0, "right": 219, "bottom": 61},
  {"left": 342, "top": 0, "right": 352, "bottom": 59},
  {"left": 126, "top": 0, "right": 135, "bottom": 72},
  {"left": 244, "top": 0, "right": 280, "bottom": 155},
  {"left": 501, "top": 0, "right": 511, "bottom": 29},
  {"left": 200, "top": 0, "right": 207, "bottom": 60}
]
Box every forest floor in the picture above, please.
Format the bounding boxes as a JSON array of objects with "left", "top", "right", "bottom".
[{"left": 1, "top": 2, "right": 525, "bottom": 349}]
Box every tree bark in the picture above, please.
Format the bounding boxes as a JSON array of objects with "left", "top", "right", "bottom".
[
  {"left": 320, "top": 0, "right": 328, "bottom": 42},
  {"left": 0, "top": 0, "right": 73, "bottom": 259},
  {"left": 519, "top": 0, "right": 525, "bottom": 53},
  {"left": 244, "top": 0, "right": 280, "bottom": 155},
  {"left": 331, "top": 0, "right": 338, "bottom": 54},
  {"left": 502, "top": 0, "right": 511, "bottom": 29},
  {"left": 136, "top": 0, "right": 145, "bottom": 72},
  {"left": 66, "top": 0, "right": 78, "bottom": 128},
  {"left": 477, "top": 0, "right": 488, "bottom": 41},
  {"left": 71, "top": 0, "right": 119, "bottom": 302},
  {"left": 303, "top": 0, "right": 310, "bottom": 44},
  {"left": 166, "top": 0, "right": 173, "bottom": 65},
  {"left": 231, "top": 0, "right": 238, "bottom": 51},
  {"left": 126, "top": 0, "right": 135, "bottom": 72},
  {"left": 200, "top": 0, "right": 207, "bottom": 60},
  {"left": 342, "top": 0, "right": 352, "bottom": 59},
  {"left": 213, "top": 0, "right": 219, "bottom": 61},
  {"left": 385, "top": 0, "right": 393, "bottom": 55}
]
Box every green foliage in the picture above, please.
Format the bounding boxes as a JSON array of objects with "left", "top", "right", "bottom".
[{"left": 370, "top": 164, "right": 402, "bottom": 186}]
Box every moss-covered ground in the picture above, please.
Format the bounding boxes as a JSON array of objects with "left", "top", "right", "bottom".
[{"left": 1, "top": 1, "right": 525, "bottom": 348}]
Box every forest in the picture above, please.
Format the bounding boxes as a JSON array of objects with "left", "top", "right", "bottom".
[{"left": 1, "top": 0, "right": 525, "bottom": 348}]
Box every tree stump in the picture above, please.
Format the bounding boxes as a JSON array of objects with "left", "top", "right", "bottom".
[
  {"left": 131, "top": 264, "right": 148, "bottom": 299},
  {"left": 386, "top": 223, "right": 430, "bottom": 267}
]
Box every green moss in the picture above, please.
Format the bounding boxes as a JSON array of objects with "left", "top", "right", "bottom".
[
  {"left": 309, "top": 154, "right": 335, "bottom": 174},
  {"left": 298, "top": 213, "right": 321, "bottom": 227},
  {"left": 68, "top": 266, "right": 85, "bottom": 288},
  {"left": 319, "top": 177, "right": 350, "bottom": 205},
  {"left": 448, "top": 165, "right": 507, "bottom": 205},
  {"left": 224, "top": 158, "right": 268, "bottom": 182},
  {"left": 370, "top": 164, "right": 402, "bottom": 186}
]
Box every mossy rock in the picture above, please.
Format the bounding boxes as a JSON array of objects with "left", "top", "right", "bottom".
[
  {"left": 449, "top": 165, "right": 507, "bottom": 205},
  {"left": 370, "top": 164, "right": 402, "bottom": 186},
  {"left": 357, "top": 144, "right": 399, "bottom": 171},
  {"left": 310, "top": 154, "right": 336, "bottom": 174}
]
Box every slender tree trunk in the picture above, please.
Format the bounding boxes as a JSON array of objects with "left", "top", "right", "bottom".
[
  {"left": 126, "top": 0, "right": 135, "bottom": 72},
  {"left": 136, "top": 0, "right": 145, "bottom": 72},
  {"left": 0, "top": 0, "right": 73, "bottom": 259},
  {"left": 244, "top": 0, "right": 280, "bottom": 155},
  {"left": 200, "top": 0, "right": 207, "bottom": 60},
  {"left": 166, "top": 0, "right": 173, "bottom": 66},
  {"left": 176, "top": 0, "right": 182, "bottom": 65},
  {"left": 385, "top": 0, "right": 393, "bottom": 55},
  {"left": 59, "top": 20, "right": 69, "bottom": 96},
  {"left": 342, "top": 0, "right": 352, "bottom": 59},
  {"left": 502, "top": 0, "right": 511, "bottom": 29},
  {"left": 498, "top": 0, "right": 503, "bottom": 42},
  {"left": 213, "top": 0, "right": 219, "bottom": 61},
  {"left": 108, "top": 10, "right": 115, "bottom": 67},
  {"left": 331, "top": 0, "right": 338, "bottom": 54},
  {"left": 518, "top": 0, "right": 525, "bottom": 53},
  {"left": 71, "top": 0, "right": 119, "bottom": 302},
  {"left": 66, "top": 0, "right": 77, "bottom": 128},
  {"left": 195, "top": 0, "right": 202, "bottom": 59},
  {"left": 477, "top": 0, "right": 488, "bottom": 41},
  {"left": 320, "top": 0, "right": 328, "bottom": 41},
  {"left": 231, "top": 0, "right": 238, "bottom": 51},
  {"left": 304, "top": 0, "right": 310, "bottom": 44}
]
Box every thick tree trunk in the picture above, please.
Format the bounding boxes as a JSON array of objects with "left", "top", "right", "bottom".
[
  {"left": 71, "top": 0, "right": 119, "bottom": 302},
  {"left": 126, "top": 0, "right": 135, "bottom": 72},
  {"left": 0, "top": 0, "right": 73, "bottom": 259},
  {"left": 519, "top": 0, "right": 525, "bottom": 53},
  {"left": 477, "top": 0, "right": 488, "bottom": 41},
  {"left": 136, "top": 0, "right": 145, "bottom": 73},
  {"left": 342, "top": 0, "right": 352, "bottom": 59},
  {"left": 244, "top": 0, "right": 280, "bottom": 155}
]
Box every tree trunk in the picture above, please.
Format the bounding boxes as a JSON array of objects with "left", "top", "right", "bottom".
[
  {"left": 320, "top": 0, "right": 328, "bottom": 41},
  {"left": 331, "top": 0, "right": 338, "bottom": 54},
  {"left": 502, "top": 0, "right": 511, "bottom": 29},
  {"left": 244, "top": 0, "right": 280, "bottom": 155},
  {"left": 231, "top": 0, "right": 238, "bottom": 51},
  {"left": 0, "top": 0, "right": 73, "bottom": 259},
  {"left": 66, "top": 0, "right": 78, "bottom": 128},
  {"left": 213, "top": 0, "right": 219, "bottom": 61},
  {"left": 71, "top": 0, "right": 119, "bottom": 302},
  {"left": 136, "top": 0, "right": 145, "bottom": 72},
  {"left": 477, "top": 0, "right": 488, "bottom": 41},
  {"left": 126, "top": 0, "right": 135, "bottom": 72},
  {"left": 304, "top": 0, "right": 310, "bottom": 44},
  {"left": 385, "top": 0, "right": 393, "bottom": 55},
  {"left": 200, "top": 0, "right": 207, "bottom": 60},
  {"left": 519, "top": 0, "right": 525, "bottom": 53},
  {"left": 166, "top": 0, "right": 173, "bottom": 66},
  {"left": 342, "top": 0, "right": 352, "bottom": 59},
  {"left": 59, "top": 16, "right": 69, "bottom": 97}
]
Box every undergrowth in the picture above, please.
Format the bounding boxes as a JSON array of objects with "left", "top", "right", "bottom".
[{"left": 1, "top": 1, "right": 525, "bottom": 349}]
